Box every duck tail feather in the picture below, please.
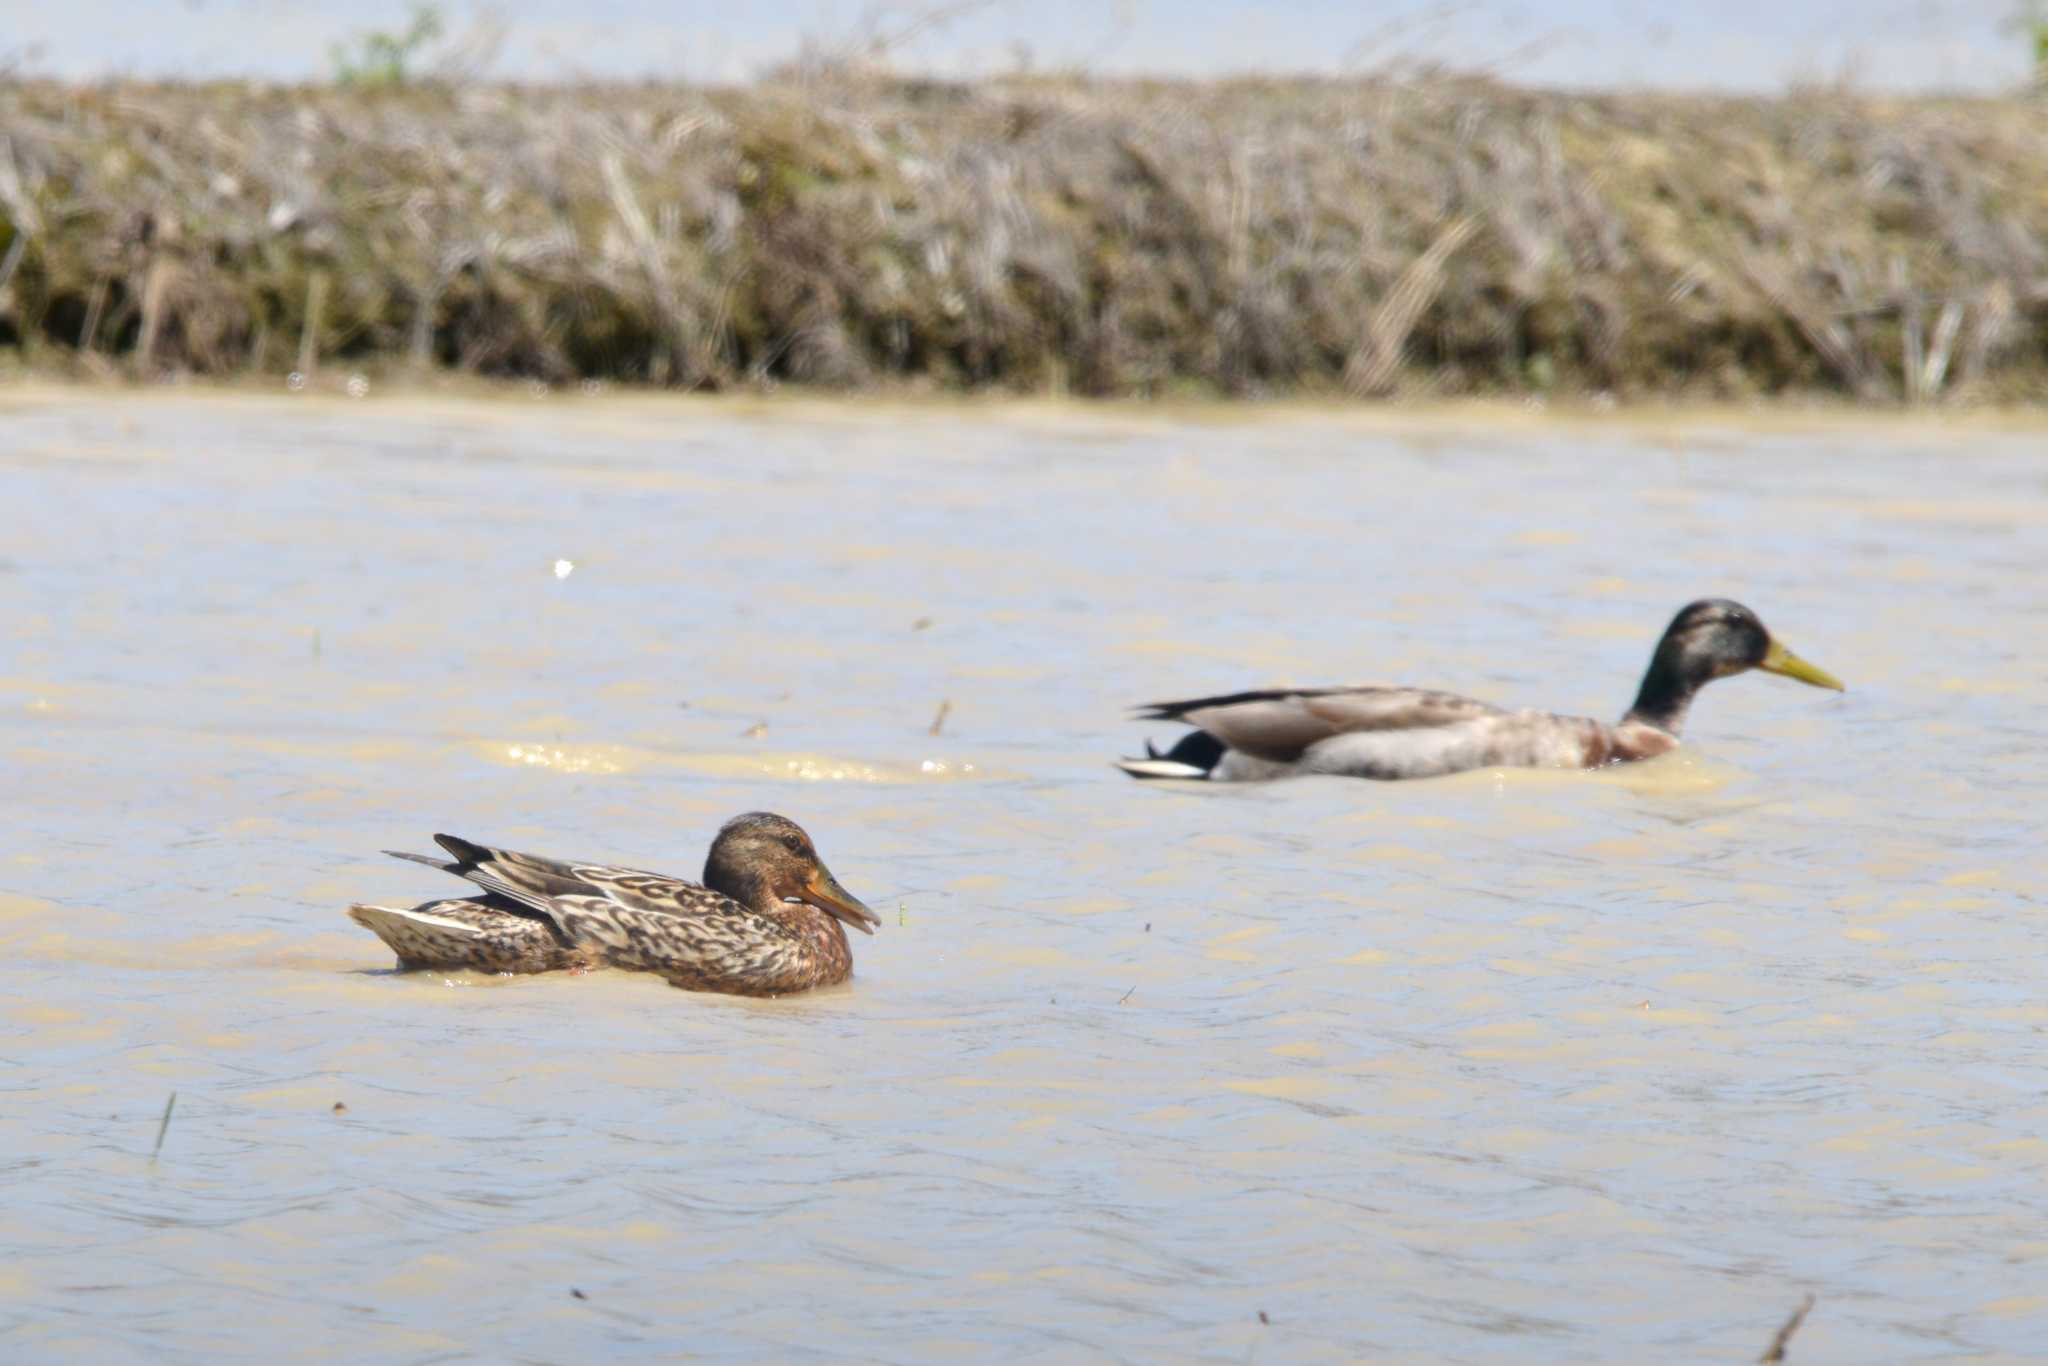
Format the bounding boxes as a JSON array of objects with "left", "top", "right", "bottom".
[
  {"left": 1117, "top": 728, "right": 1224, "bottom": 780},
  {"left": 384, "top": 849, "right": 460, "bottom": 874},
  {"left": 348, "top": 902, "right": 486, "bottom": 967},
  {"left": 431, "top": 833, "right": 492, "bottom": 868}
]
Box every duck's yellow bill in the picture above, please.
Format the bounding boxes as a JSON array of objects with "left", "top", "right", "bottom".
[
  {"left": 803, "top": 869, "right": 882, "bottom": 935},
  {"left": 1761, "top": 639, "right": 1845, "bottom": 691}
]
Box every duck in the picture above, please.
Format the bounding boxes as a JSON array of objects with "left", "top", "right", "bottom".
[
  {"left": 1117, "top": 599, "right": 1843, "bottom": 783},
  {"left": 347, "top": 812, "right": 880, "bottom": 995}
]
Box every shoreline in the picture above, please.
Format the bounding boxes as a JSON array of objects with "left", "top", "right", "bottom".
[{"left": 6, "top": 375, "right": 2046, "bottom": 440}]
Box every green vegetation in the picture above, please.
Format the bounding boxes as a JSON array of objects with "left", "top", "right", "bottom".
[
  {"left": 0, "top": 74, "right": 2042, "bottom": 402},
  {"left": 2013, "top": 1, "right": 2048, "bottom": 90},
  {"left": 330, "top": 5, "right": 445, "bottom": 88}
]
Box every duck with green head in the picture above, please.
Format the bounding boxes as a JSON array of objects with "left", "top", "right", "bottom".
[{"left": 1118, "top": 599, "right": 1844, "bottom": 782}]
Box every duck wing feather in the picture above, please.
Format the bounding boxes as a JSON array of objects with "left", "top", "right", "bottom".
[
  {"left": 1138, "top": 686, "right": 1507, "bottom": 763},
  {"left": 385, "top": 835, "right": 742, "bottom": 923}
]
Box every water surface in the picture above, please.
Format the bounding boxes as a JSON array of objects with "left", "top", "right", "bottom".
[{"left": 3, "top": 389, "right": 2045, "bottom": 1361}]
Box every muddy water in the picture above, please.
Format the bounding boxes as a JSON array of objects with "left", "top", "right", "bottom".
[{"left": 2, "top": 388, "right": 2044, "bottom": 1362}]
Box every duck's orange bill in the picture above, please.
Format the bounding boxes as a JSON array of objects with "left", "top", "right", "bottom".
[{"left": 803, "top": 869, "right": 881, "bottom": 935}]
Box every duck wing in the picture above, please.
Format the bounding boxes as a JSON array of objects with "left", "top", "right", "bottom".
[
  {"left": 519, "top": 889, "right": 803, "bottom": 982},
  {"left": 1138, "top": 686, "right": 1507, "bottom": 763},
  {"left": 386, "top": 835, "right": 737, "bottom": 922},
  {"left": 388, "top": 835, "right": 788, "bottom": 979}
]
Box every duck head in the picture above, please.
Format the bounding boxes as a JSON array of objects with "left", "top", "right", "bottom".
[
  {"left": 703, "top": 812, "right": 881, "bottom": 935},
  {"left": 1627, "top": 598, "right": 1843, "bottom": 734}
]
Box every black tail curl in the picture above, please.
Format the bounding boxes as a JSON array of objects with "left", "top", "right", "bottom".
[{"left": 1120, "top": 728, "right": 1227, "bottom": 779}]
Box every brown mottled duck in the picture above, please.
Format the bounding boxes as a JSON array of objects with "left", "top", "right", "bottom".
[
  {"left": 1117, "top": 599, "right": 1844, "bottom": 783},
  {"left": 348, "top": 812, "right": 880, "bottom": 996}
]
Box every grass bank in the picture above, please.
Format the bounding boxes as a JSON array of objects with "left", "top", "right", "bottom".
[{"left": 1, "top": 75, "right": 2043, "bottom": 401}]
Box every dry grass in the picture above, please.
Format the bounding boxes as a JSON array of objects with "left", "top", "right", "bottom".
[{"left": 1, "top": 74, "right": 2043, "bottom": 401}]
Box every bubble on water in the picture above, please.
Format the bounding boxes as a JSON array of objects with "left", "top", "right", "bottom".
[
  {"left": 285, "top": 371, "right": 305, "bottom": 391},
  {"left": 346, "top": 374, "right": 369, "bottom": 399},
  {"left": 552, "top": 558, "right": 575, "bottom": 579}
]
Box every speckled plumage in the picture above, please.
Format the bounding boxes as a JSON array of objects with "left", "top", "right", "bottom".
[
  {"left": 347, "top": 897, "right": 577, "bottom": 974},
  {"left": 348, "top": 813, "right": 881, "bottom": 996},
  {"left": 1119, "top": 599, "right": 1843, "bottom": 783}
]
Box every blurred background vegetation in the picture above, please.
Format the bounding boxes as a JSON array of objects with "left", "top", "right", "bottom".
[{"left": 0, "top": 2, "right": 2042, "bottom": 402}]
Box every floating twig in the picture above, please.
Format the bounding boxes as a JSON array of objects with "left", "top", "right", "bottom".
[
  {"left": 1758, "top": 1294, "right": 1816, "bottom": 1364},
  {"left": 928, "top": 700, "right": 951, "bottom": 737},
  {"left": 150, "top": 1091, "right": 178, "bottom": 1162}
]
